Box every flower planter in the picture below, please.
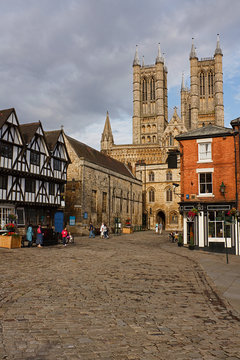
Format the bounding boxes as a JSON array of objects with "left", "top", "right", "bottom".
[
  {"left": 188, "top": 245, "right": 195, "bottom": 250},
  {"left": 178, "top": 242, "right": 183, "bottom": 247},
  {"left": 122, "top": 227, "right": 133, "bottom": 234},
  {"left": 0, "top": 235, "right": 22, "bottom": 249}
]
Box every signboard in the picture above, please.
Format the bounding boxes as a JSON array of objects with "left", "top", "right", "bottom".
[
  {"left": 69, "top": 216, "right": 75, "bottom": 226},
  {"left": 186, "top": 194, "right": 189, "bottom": 199},
  {"left": 83, "top": 212, "right": 88, "bottom": 219}
]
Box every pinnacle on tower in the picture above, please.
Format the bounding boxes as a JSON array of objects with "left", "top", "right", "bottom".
[
  {"left": 214, "top": 34, "right": 223, "bottom": 56},
  {"left": 181, "top": 72, "right": 186, "bottom": 90},
  {"left": 133, "top": 45, "right": 140, "bottom": 66},
  {"left": 142, "top": 56, "right": 145, "bottom": 67},
  {"left": 189, "top": 38, "right": 197, "bottom": 59},
  {"left": 156, "top": 43, "right": 164, "bottom": 64},
  {"left": 101, "top": 111, "right": 114, "bottom": 150}
]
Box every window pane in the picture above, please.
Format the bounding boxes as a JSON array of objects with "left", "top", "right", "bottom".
[
  {"left": 216, "top": 222, "right": 224, "bottom": 237},
  {"left": 206, "top": 173, "right": 212, "bottom": 182},
  {"left": 208, "top": 222, "right": 215, "bottom": 237}
]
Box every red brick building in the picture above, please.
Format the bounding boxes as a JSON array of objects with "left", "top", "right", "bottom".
[{"left": 176, "top": 123, "right": 240, "bottom": 255}]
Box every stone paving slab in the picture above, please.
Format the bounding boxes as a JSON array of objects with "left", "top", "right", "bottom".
[{"left": 0, "top": 231, "right": 239, "bottom": 359}]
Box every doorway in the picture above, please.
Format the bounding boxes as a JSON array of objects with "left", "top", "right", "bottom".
[
  {"left": 187, "top": 221, "right": 194, "bottom": 244},
  {"left": 156, "top": 211, "right": 165, "bottom": 229}
]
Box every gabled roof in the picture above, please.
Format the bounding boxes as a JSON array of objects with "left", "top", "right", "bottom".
[
  {"left": 45, "top": 130, "right": 62, "bottom": 151},
  {"left": 0, "top": 108, "right": 16, "bottom": 128},
  {"left": 19, "top": 122, "right": 41, "bottom": 144},
  {"left": 175, "top": 124, "right": 233, "bottom": 141},
  {"left": 66, "top": 135, "right": 136, "bottom": 180}
]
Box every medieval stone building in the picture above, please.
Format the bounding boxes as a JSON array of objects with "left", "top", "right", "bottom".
[
  {"left": 101, "top": 37, "right": 223, "bottom": 231},
  {"left": 64, "top": 134, "right": 142, "bottom": 234}
]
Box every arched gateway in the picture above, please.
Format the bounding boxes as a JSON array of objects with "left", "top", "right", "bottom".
[{"left": 156, "top": 210, "right": 165, "bottom": 229}]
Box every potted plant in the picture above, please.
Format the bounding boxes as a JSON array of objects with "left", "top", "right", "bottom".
[
  {"left": 0, "top": 222, "right": 22, "bottom": 249},
  {"left": 122, "top": 219, "right": 133, "bottom": 234},
  {"left": 178, "top": 233, "right": 183, "bottom": 247},
  {"left": 227, "top": 207, "right": 237, "bottom": 217},
  {"left": 189, "top": 236, "right": 195, "bottom": 250}
]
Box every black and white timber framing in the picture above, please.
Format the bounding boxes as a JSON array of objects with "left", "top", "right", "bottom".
[{"left": 0, "top": 108, "right": 70, "bottom": 228}]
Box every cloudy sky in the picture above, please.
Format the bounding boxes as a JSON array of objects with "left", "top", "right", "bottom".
[{"left": 1, "top": 0, "right": 240, "bottom": 149}]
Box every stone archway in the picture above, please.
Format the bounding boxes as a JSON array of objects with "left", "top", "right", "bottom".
[{"left": 156, "top": 210, "right": 165, "bottom": 230}]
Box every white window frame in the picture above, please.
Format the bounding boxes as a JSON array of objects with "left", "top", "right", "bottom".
[
  {"left": 197, "top": 138, "right": 212, "bottom": 163},
  {"left": 196, "top": 168, "right": 214, "bottom": 197}
]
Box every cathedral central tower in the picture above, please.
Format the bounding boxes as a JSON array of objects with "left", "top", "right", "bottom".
[{"left": 132, "top": 44, "right": 168, "bottom": 145}]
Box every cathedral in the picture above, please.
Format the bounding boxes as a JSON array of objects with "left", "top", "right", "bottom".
[{"left": 101, "top": 36, "right": 224, "bottom": 231}]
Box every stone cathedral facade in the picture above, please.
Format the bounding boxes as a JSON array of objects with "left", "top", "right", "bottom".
[{"left": 101, "top": 37, "right": 224, "bottom": 231}]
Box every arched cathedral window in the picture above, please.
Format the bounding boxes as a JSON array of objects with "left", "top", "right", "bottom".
[
  {"left": 142, "top": 78, "right": 147, "bottom": 101},
  {"left": 169, "top": 134, "right": 174, "bottom": 146},
  {"left": 149, "top": 188, "right": 155, "bottom": 202},
  {"left": 208, "top": 71, "right": 214, "bottom": 97},
  {"left": 200, "top": 72, "right": 205, "bottom": 97},
  {"left": 166, "top": 188, "right": 172, "bottom": 202},
  {"left": 147, "top": 136, "right": 151, "bottom": 143},
  {"left": 150, "top": 77, "right": 155, "bottom": 100},
  {"left": 142, "top": 136, "right": 145, "bottom": 144},
  {"left": 142, "top": 125, "right": 145, "bottom": 132},
  {"left": 166, "top": 171, "right": 172, "bottom": 180},
  {"left": 149, "top": 171, "right": 154, "bottom": 182}
]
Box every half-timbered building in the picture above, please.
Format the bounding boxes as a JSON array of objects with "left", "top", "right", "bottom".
[{"left": 0, "top": 108, "right": 69, "bottom": 232}]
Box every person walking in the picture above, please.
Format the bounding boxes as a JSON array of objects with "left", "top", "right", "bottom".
[
  {"left": 36, "top": 224, "right": 43, "bottom": 248},
  {"left": 89, "top": 223, "right": 95, "bottom": 238},
  {"left": 100, "top": 223, "right": 104, "bottom": 239},
  {"left": 158, "top": 223, "right": 163, "bottom": 235},
  {"left": 26, "top": 224, "right": 33, "bottom": 247},
  {"left": 61, "top": 227, "right": 68, "bottom": 246},
  {"left": 155, "top": 223, "right": 158, "bottom": 233}
]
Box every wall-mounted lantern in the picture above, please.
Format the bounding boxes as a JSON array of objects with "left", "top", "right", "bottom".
[{"left": 220, "top": 181, "right": 226, "bottom": 195}]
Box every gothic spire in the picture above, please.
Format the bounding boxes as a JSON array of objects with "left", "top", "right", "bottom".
[
  {"left": 156, "top": 43, "right": 164, "bottom": 64},
  {"left": 189, "top": 38, "right": 197, "bottom": 59},
  {"left": 133, "top": 45, "right": 140, "bottom": 66},
  {"left": 142, "top": 55, "right": 145, "bottom": 67},
  {"left": 101, "top": 111, "right": 114, "bottom": 144},
  {"left": 214, "top": 34, "right": 223, "bottom": 56}
]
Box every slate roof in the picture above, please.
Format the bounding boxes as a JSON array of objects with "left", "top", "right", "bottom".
[
  {"left": 19, "top": 122, "right": 41, "bottom": 144},
  {"left": 66, "top": 135, "right": 136, "bottom": 180},
  {"left": 175, "top": 124, "right": 233, "bottom": 141},
  {"left": 0, "top": 108, "right": 16, "bottom": 128},
  {"left": 45, "top": 130, "right": 62, "bottom": 151}
]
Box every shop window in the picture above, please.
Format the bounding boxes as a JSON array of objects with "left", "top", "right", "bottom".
[
  {"left": 208, "top": 211, "right": 231, "bottom": 238},
  {"left": 16, "top": 208, "right": 25, "bottom": 226}
]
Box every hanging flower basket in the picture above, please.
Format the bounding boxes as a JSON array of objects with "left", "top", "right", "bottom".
[
  {"left": 187, "top": 208, "right": 198, "bottom": 219},
  {"left": 227, "top": 208, "right": 237, "bottom": 216}
]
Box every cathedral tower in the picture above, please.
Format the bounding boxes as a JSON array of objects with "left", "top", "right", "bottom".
[
  {"left": 132, "top": 44, "right": 168, "bottom": 145},
  {"left": 181, "top": 36, "right": 224, "bottom": 129}
]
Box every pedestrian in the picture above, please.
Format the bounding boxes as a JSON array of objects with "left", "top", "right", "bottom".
[
  {"left": 155, "top": 223, "right": 158, "bottom": 233},
  {"left": 36, "top": 224, "right": 43, "bottom": 248},
  {"left": 100, "top": 222, "right": 104, "bottom": 239},
  {"left": 67, "top": 231, "right": 73, "bottom": 243},
  {"left": 26, "top": 224, "right": 33, "bottom": 247},
  {"left": 62, "top": 226, "right": 68, "bottom": 246},
  {"left": 103, "top": 224, "right": 108, "bottom": 238},
  {"left": 89, "top": 223, "right": 95, "bottom": 238},
  {"left": 158, "top": 223, "right": 162, "bottom": 235},
  {"left": 174, "top": 231, "right": 179, "bottom": 243}
]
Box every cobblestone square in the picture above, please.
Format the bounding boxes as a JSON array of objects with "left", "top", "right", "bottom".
[{"left": 0, "top": 231, "right": 240, "bottom": 359}]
